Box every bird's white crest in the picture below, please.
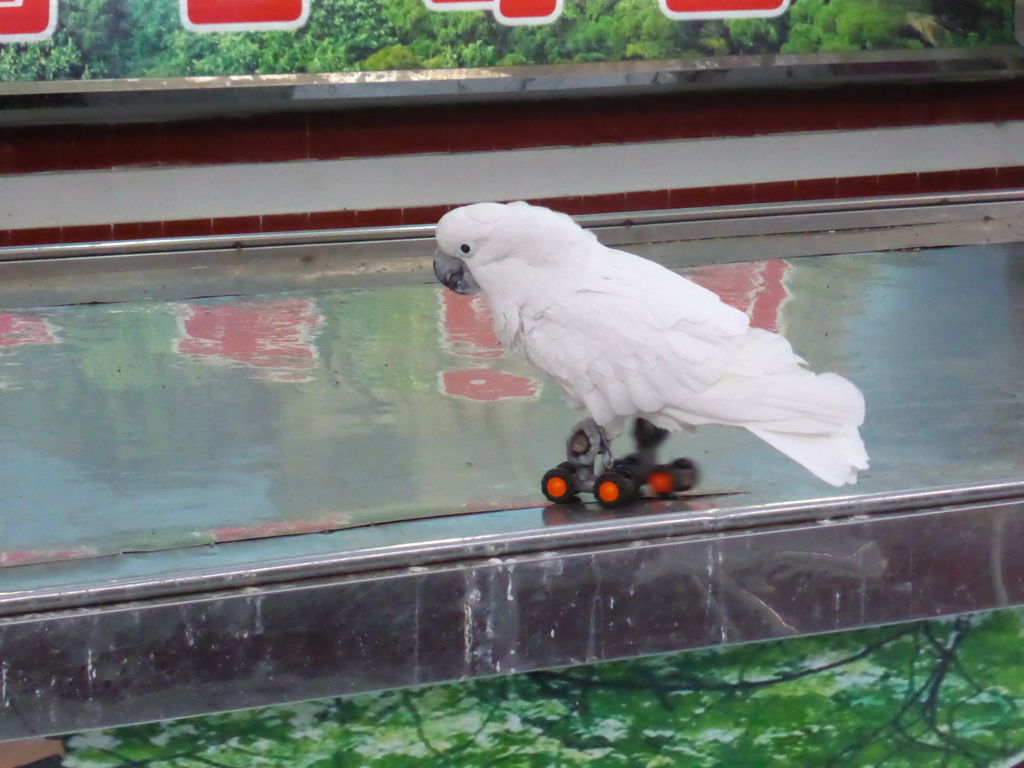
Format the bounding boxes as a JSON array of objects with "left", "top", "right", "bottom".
[{"left": 434, "top": 201, "right": 869, "bottom": 486}]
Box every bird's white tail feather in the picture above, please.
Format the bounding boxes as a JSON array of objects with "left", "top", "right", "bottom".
[
  {"left": 749, "top": 424, "right": 869, "bottom": 486},
  {"left": 667, "top": 344, "right": 869, "bottom": 484},
  {"left": 744, "top": 369, "right": 868, "bottom": 485}
]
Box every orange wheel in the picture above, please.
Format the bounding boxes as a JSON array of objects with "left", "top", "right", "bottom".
[
  {"left": 541, "top": 466, "right": 578, "bottom": 503},
  {"left": 547, "top": 476, "right": 568, "bottom": 498},
  {"left": 648, "top": 470, "right": 675, "bottom": 496},
  {"left": 593, "top": 471, "right": 637, "bottom": 509},
  {"left": 598, "top": 479, "right": 620, "bottom": 504}
]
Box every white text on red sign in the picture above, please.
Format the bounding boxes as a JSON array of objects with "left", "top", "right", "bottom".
[{"left": 0, "top": 0, "right": 789, "bottom": 44}]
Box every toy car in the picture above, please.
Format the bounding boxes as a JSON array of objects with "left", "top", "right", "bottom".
[{"left": 542, "top": 455, "right": 699, "bottom": 509}]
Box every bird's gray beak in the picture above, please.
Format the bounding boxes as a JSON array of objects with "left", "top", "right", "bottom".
[{"left": 433, "top": 249, "right": 481, "bottom": 295}]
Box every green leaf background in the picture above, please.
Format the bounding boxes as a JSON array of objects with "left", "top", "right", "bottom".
[
  {"left": 0, "top": 0, "right": 1014, "bottom": 81},
  {"left": 63, "top": 608, "right": 1024, "bottom": 767}
]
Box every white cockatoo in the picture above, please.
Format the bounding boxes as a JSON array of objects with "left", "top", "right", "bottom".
[{"left": 433, "top": 201, "right": 868, "bottom": 487}]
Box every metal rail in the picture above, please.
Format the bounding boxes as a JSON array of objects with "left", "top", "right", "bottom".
[
  {"left": 1, "top": 46, "right": 1021, "bottom": 125},
  {"left": 2, "top": 479, "right": 1023, "bottom": 619},
  {"left": 3, "top": 487, "right": 1024, "bottom": 739},
  {"left": 1, "top": 190, "right": 1023, "bottom": 310},
  {"left": 1, "top": 189, "right": 1023, "bottom": 263}
]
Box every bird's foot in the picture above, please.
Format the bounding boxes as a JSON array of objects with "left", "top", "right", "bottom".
[
  {"left": 633, "top": 417, "right": 669, "bottom": 466},
  {"left": 566, "top": 418, "right": 612, "bottom": 474},
  {"left": 623, "top": 418, "right": 698, "bottom": 496}
]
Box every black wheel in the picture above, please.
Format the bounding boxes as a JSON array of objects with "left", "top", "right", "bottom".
[
  {"left": 670, "top": 458, "right": 699, "bottom": 492},
  {"left": 614, "top": 454, "right": 642, "bottom": 471},
  {"left": 611, "top": 455, "right": 641, "bottom": 483},
  {"left": 542, "top": 464, "right": 579, "bottom": 503},
  {"left": 593, "top": 470, "right": 638, "bottom": 509}
]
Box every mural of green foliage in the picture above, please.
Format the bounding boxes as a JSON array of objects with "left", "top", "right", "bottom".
[
  {"left": 0, "top": 0, "right": 1015, "bottom": 81},
  {"left": 785, "top": 0, "right": 910, "bottom": 52},
  {"left": 62, "top": 608, "right": 1024, "bottom": 767}
]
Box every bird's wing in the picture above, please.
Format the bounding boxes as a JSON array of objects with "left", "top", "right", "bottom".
[{"left": 517, "top": 250, "right": 753, "bottom": 426}]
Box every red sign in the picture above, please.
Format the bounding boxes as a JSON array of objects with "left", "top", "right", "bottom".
[
  {"left": 427, "top": 0, "right": 787, "bottom": 25},
  {"left": 180, "top": 0, "right": 307, "bottom": 31},
  {"left": 660, "top": 0, "right": 789, "bottom": 20},
  {"left": 1, "top": 0, "right": 788, "bottom": 40},
  {"left": 0, "top": 0, "right": 56, "bottom": 43},
  {"left": 425, "top": 0, "right": 561, "bottom": 25}
]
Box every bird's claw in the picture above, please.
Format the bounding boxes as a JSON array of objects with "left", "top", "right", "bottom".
[{"left": 566, "top": 418, "right": 612, "bottom": 473}]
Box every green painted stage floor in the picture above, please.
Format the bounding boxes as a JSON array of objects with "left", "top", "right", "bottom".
[{"left": 39, "top": 606, "right": 1024, "bottom": 767}]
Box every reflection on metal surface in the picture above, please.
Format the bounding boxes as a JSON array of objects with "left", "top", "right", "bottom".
[
  {"left": 440, "top": 369, "right": 541, "bottom": 400},
  {"left": 1, "top": 244, "right": 1024, "bottom": 569},
  {"left": 539, "top": 492, "right": 737, "bottom": 526},
  {"left": 439, "top": 291, "right": 543, "bottom": 401},
  {"left": 0, "top": 254, "right": 797, "bottom": 566},
  {"left": 0, "top": 241, "right": 1023, "bottom": 599},
  {"left": 440, "top": 292, "right": 503, "bottom": 359},
  {"left": 0, "top": 313, "right": 57, "bottom": 347},
  {"left": 174, "top": 299, "right": 323, "bottom": 383},
  {"left": 686, "top": 259, "right": 789, "bottom": 332}
]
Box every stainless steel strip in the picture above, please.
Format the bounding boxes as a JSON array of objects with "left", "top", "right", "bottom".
[
  {"left": 3, "top": 494, "right": 1023, "bottom": 739},
  {"left": 0, "top": 194, "right": 1022, "bottom": 310},
  {"left": 2, "top": 479, "right": 1022, "bottom": 618},
  {"left": 0, "top": 47, "right": 1020, "bottom": 124}
]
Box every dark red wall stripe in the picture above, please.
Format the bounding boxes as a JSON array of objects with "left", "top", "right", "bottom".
[
  {"left": 4, "top": 165, "right": 1023, "bottom": 247},
  {"left": 1, "top": 79, "right": 1023, "bottom": 177}
]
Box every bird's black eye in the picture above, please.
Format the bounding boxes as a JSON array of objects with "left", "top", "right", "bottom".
[{"left": 460, "top": 244, "right": 471, "bottom": 254}]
